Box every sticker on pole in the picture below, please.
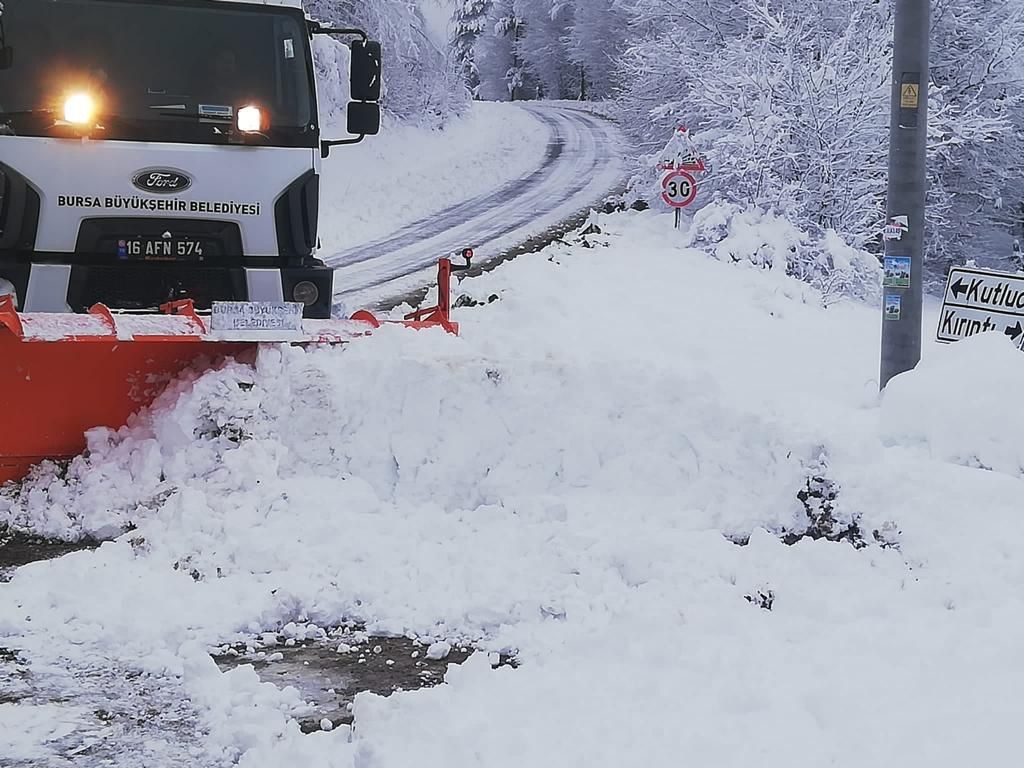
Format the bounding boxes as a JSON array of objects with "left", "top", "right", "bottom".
[
  {"left": 211, "top": 301, "right": 304, "bottom": 333},
  {"left": 884, "top": 294, "right": 902, "bottom": 321},
  {"left": 937, "top": 266, "right": 1024, "bottom": 346},
  {"left": 883, "top": 216, "right": 909, "bottom": 241},
  {"left": 661, "top": 170, "right": 698, "bottom": 209},
  {"left": 883, "top": 256, "right": 911, "bottom": 288}
]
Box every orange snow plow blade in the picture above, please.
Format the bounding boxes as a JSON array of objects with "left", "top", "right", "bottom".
[
  {"left": 0, "top": 257, "right": 464, "bottom": 485},
  {"left": 0, "top": 299, "right": 249, "bottom": 483}
]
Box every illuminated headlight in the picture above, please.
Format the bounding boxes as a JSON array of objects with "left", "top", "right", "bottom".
[
  {"left": 237, "top": 105, "right": 265, "bottom": 133},
  {"left": 64, "top": 92, "right": 97, "bottom": 125},
  {"left": 292, "top": 280, "right": 319, "bottom": 306}
]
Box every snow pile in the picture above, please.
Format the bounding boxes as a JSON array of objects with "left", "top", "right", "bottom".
[
  {"left": 881, "top": 331, "right": 1024, "bottom": 477},
  {"left": 318, "top": 102, "right": 548, "bottom": 253},
  {"left": 3, "top": 211, "right": 1024, "bottom": 766},
  {"left": 686, "top": 200, "right": 882, "bottom": 305}
]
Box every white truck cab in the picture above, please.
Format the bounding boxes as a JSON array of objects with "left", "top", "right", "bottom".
[{"left": 0, "top": 0, "right": 381, "bottom": 318}]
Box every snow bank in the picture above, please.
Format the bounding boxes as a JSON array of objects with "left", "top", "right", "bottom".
[
  {"left": 686, "top": 201, "right": 882, "bottom": 305},
  {"left": 4, "top": 211, "right": 1024, "bottom": 766},
  {"left": 881, "top": 332, "right": 1024, "bottom": 477},
  {"left": 318, "top": 102, "right": 549, "bottom": 254}
]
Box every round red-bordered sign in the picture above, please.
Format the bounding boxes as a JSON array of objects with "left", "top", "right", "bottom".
[{"left": 661, "top": 170, "right": 698, "bottom": 208}]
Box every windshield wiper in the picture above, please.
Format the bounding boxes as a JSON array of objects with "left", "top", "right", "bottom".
[
  {"left": 113, "top": 112, "right": 270, "bottom": 144},
  {"left": 148, "top": 109, "right": 231, "bottom": 122},
  {"left": 0, "top": 109, "right": 56, "bottom": 120},
  {"left": 0, "top": 109, "right": 58, "bottom": 135}
]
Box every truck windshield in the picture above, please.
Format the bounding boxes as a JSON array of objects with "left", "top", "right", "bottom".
[{"left": 0, "top": 0, "right": 317, "bottom": 148}]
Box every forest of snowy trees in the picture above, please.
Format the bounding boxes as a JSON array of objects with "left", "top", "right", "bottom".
[
  {"left": 305, "top": 0, "right": 468, "bottom": 127},
  {"left": 305, "top": 0, "right": 1024, "bottom": 275},
  {"left": 451, "top": 0, "right": 1024, "bottom": 274}
]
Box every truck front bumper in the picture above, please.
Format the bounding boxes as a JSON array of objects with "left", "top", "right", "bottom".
[{"left": 0, "top": 261, "right": 336, "bottom": 319}]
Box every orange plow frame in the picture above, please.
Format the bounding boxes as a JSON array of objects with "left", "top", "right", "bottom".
[{"left": 0, "top": 257, "right": 464, "bottom": 485}]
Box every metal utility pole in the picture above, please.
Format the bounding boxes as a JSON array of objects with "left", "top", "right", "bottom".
[{"left": 880, "top": 0, "right": 930, "bottom": 390}]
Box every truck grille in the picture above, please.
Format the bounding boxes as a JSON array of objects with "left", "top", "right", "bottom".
[{"left": 67, "top": 264, "right": 247, "bottom": 312}]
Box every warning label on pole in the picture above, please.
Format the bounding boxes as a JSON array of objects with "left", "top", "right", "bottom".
[{"left": 901, "top": 83, "right": 920, "bottom": 109}]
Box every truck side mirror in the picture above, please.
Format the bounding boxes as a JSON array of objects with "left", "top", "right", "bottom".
[
  {"left": 0, "top": 48, "right": 13, "bottom": 71},
  {"left": 309, "top": 26, "right": 383, "bottom": 157},
  {"left": 350, "top": 40, "right": 381, "bottom": 102},
  {"left": 347, "top": 102, "right": 380, "bottom": 137},
  {"left": 321, "top": 102, "right": 382, "bottom": 158}
]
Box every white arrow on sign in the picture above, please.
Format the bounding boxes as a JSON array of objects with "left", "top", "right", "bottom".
[
  {"left": 944, "top": 267, "right": 1024, "bottom": 312},
  {"left": 938, "top": 266, "right": 1024, "bottom": 346}
]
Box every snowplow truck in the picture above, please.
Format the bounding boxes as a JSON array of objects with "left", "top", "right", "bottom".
[
  {"left": 0, "top": 0, "right": 466, "bottom": 486},
  {"left": 0, "top": 0, "right": 382, "bottom": 319}
]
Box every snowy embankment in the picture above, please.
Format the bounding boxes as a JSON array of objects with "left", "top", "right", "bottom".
[
  {"left": 317, "top": 102, "right": 549, "bottom": 255},
  {"left": 4, "top": 211, "right": 1024, "bottom": 766}
]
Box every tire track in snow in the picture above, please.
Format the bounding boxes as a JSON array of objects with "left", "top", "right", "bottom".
[{"left": 325, "top": 103, "right": 625, "bottom": 310}]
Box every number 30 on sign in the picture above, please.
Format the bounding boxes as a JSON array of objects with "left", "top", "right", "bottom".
[{"left": 661, "top": 170, "right": 698, "bottom": 208}]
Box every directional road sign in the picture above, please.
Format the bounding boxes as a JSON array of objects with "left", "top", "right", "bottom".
[{"left": 937, "top": 266, "right": 1024, "bottom": 346}]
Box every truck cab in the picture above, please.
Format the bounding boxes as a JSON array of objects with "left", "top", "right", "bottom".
[{"left": 0, "top": 0, "right": 381, "bottom": 319}]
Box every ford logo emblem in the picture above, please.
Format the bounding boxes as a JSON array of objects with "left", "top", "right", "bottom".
[{"left": 131, "top": 168, "right": 192, "bottom": 194}]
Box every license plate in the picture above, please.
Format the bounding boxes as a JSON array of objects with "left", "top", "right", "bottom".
[{"left": 117, "top": 236, "right": 205, "bottom": 261}]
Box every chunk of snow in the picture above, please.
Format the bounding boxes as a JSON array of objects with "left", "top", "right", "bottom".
[{"left": 426, "top": 641, "right": 452, "bottom": 661}]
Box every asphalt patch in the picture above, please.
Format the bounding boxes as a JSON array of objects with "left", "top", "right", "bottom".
[
  {"left": 0, "top": 527, "right": 97, "bottom": 580},
  {"left": 213, "top": 635, "right": 512, "bottom": 733}
]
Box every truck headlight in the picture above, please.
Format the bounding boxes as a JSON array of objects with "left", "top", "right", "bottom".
[
  {"left": 237, "top": 105, "right": 266, "bottom": 133},
  {"left": 64, "top": 92, "right": 97, "bottom": 125}
]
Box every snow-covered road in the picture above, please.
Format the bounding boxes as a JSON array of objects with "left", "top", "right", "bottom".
[{"left": 325, "top": 103, "right": 625, "bottom": 309}]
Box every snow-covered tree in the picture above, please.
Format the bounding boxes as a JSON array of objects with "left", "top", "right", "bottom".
[
  {"left": 306, "top": 0, "right": 469, "bottom": 125},
  {"left": 618, "top": 0, "right": 891, "bottom": 246},
  {"left": 614, "top": 0, "right": 1024, "bottom": 280},
  {"left": 467, "top": 0, "right": 626, "bottom": 101},
  {"left": 565, "top": 0, "right": 627, "bottom": 100},
  {"left": 512, "top": 0, "right": 575, "bottom": 100},
  {"left": 925, "top": 0, "right": 1024, "bottom": 278},
  {"left": 474, "top": 0, "right": 530, "bottom": 100},
  {"left": 452, "top": 0, "right": 493, "bottom": 95}
]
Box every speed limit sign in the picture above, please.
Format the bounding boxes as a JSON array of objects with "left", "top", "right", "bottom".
[{"left": 661, "top": 170, "right": 698, "bottom": 208}]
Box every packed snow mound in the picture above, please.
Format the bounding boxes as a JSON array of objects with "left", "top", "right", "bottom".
[
  {"left": 3, "top": 342, "right": 813, "bottom": 543},
  {"left": 881, "top": 331, "right": 1024, "bottom": 477},
  {"left": 686, "top": 201, "right": 882, "bottom": 305},
  {"left": 4, "top": 211, "right": 1024, "bottom": 767}
]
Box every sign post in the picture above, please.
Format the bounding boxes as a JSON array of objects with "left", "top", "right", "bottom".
[
  {"left": 879, "top": 0, "right": 930, "bottom": 390},
  {"left": 658, "top": 126, "right": 705, "bottom": 229}
]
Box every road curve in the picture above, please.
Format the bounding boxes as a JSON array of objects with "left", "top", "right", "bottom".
[{"left": 325, "top": 103, "right": 625, "bottom": 310}]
